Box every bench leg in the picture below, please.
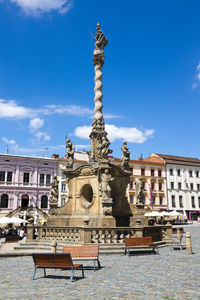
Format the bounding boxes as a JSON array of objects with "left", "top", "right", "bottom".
[
  {"left": 32, "top": 266, "right": 37, "bottom": 280},
  {"left": 44, "top": 268, "right": 46, "bottom": 277},
  {"left": 128, "top": 249, "right": 130, "bottom": 257},
  {"left": 94, "top": 260, "right": 96, "bottom": 271},
  {"left": 70, "top": 268, "right": 75, "bottom": 282},
  {"left": 97, "top": 259, "right": 101, "bottom": 269},
  {"left": 82, "top": 265, "right": 84, "bottom": 278}
]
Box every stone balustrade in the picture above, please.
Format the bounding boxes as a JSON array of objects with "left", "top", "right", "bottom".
[{"left": 27, "top": 224, "right": 172, "bottom": 244}]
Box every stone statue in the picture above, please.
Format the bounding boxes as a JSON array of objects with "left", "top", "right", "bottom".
[
  {"left": 99, "top": 169, "right": 113, "bottom": 215},
  {"left": 49, "top": 175, "right": 59, "bottom": 216},
  {"left": 121, "top": 141, "right": 130, "bottom": 170},
  {"left": 65, "top": 137, "right": 74, "bottom": 168},
  {"left": 97, "top": 135, "right": 112, "bottom": 160},
  {"left": 50, "top": 176, "right": 59, "bottom": 204},
  {"left": 135, "top": 178, "right": 145, "bottom": 205},
  {"left": 100, "top": 169, "right": 113, "bottom": 203},
  {"left": 93, "top": 23, "right": 108, "bottom": 64}
]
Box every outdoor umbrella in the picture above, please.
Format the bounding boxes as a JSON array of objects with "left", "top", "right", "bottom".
[
  {"left": 168, "top": 211, "right": 184, "bottom": 217},
  {"left": 145, "top": 211, "right": 160, "bottom": 217},
  {"left": 160, "top": 211, "right": 171, "bottom": 217},
  {"left": 0, "top": 217, "right": 28, "bottom": 225},
  {"left": 0, "top": 217, "right": 11, "bottom": 224}
]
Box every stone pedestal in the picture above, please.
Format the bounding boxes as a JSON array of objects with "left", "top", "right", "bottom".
[{"left": 129, "top": 204, "right": 148, "bottom": 227}]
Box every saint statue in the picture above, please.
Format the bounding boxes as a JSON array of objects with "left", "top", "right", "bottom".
[
  {"left": 121, "top": 141, "right": 130, "bottom": 170},
  {"left": 97, "top": 135, "right": 112, "bottom": 160},
  {"left": 50, "top": 176, "right": 59, "bottom": 204},
  {"left": 135, "top": 178, "right": 145, "bottom": 205},
  {"left": 65, "top": 137, "right": 75, "bottom": 168},
  {"left": 100, "top": 169, "right": 113, "bottom": 203}
]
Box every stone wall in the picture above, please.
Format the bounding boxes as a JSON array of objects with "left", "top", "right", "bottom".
[{"left": 27, "top": 224, "right": 172, "bottom": 244}]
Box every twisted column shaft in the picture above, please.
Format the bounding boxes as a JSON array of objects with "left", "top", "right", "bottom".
[{"left": 94, "top": 63, "right": 103, "bottom": 120}]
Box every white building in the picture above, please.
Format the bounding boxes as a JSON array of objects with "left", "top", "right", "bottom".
[{"left": 152, "top": 153, "right": 200, "bottom": 221}]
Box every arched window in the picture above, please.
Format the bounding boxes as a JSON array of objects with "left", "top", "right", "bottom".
[
  {"left": 1, "top": 194, "right": 9, "bottom": 208},
  {"left": 41, "top": 195, "right": 48, "bottom": 209}
]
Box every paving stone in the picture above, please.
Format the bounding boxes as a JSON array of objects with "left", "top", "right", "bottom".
[{"left": 0, "top": 224, "right": 200, "bottom": 299}]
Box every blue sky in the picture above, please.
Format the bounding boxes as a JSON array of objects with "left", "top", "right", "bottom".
[{"left": 0, "top": 0, "right": 200, "bottom": 159}]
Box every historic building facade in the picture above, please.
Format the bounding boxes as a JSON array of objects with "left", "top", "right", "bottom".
[
  {"left": 152, "top": 153, "right": 200, "bottom": 220},
  {"left": 114, "top": 156, "right": 167, "bottom": 211},
  {"left": 0, "top": 153, "right": 57, "bottom": 217}
]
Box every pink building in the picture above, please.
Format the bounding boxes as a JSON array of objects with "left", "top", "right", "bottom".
[{"left": 0, "top": 153, "right": 57, "bottom": 217}]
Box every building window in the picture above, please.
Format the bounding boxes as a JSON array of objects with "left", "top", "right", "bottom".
[
  {"left": 196, "top": 171, "right": 199, "bottom": 178},
  {"left": 170, "top": 169, "right": 173, "bottom": 176},
  {"left": 178, "top": 182, "right": 182, "bottom": 190},
  {"left": 7, "top": 172, "right": 13, "bottom": 182},
  {"left": 129, "top": 181, "right": 133, "bottom": 189},
  {"left": 190, "top": 183, "right": 193, "bottom": 190},
  {"left": 46, "top": 174, "right": 51, "bottom": 185},
  {"left": 172, "top": 195, "right": 176, "bottom": 207},
  {"left": 39, "top": 174, "right": 45, "bottom": 184},
  {"left": 151, "top": 182, "right": 155, "bottom": 190},
  {"left": 0, "top": 171, "right": 5, "bottom": 182},
  {"left": 141, "top": 169, "right": 145, "bottom": 176},
  {"left": 177, "top": 169, "right": 181, "bottom": 176},
  {"left": 62, "top": 184, "right": 66, "bottom": 192},
  {"left": 62, "top": 172, "right": 66, "bottom": 179},
  {"left": 198, "top": 197, "right": 200, "bottom": 208},
  {"left": 152, "top": 196, "right": 155, "bottom": 205},
  {"left": 151, "top": 169, "right": 154, "bottom": 177},
  {"left": 191, "top": 196, "right": 195, "bottom": 208},
  {"left": 130, "top": 195, "right": 133, "bottom": 204},
  {"left": 159, "top": 183, "right": 162, "bottom": 191},
  {"left": 41, "top": 195, "right": 48, "bottom": 209},
  {"left": 158, "top": 170, "right": 162, "bottom": 177},
  {"left": 159, "top": 196, "right": 163, "bottom": 205},
  {"left": 171, "top": 182, "right": 174, "bottom": 189},
  {"left": 61, "top": 198, "right": 66, "bottom": 206},
  {"left": 179, "top": 196, "right": 183, "bottom": 208},
  {"left": 189, "top": 170, "right": 193, "bottom": 177},
  {"left": 197, "top": 184, "right": 200, "bottom": 191},
  {"left": 0, "top": 194, "right": 9, "bottom": 208},
  {"left": 23, "top": 173, "right": 30, "bottom": 183}
]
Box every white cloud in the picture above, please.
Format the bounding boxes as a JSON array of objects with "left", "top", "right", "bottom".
[
  {"left": 35, "top": 131, "right": 51, "bottom": 142},
  {"left": 0, "top": 98, "right": 122, "bottom": 120},
  {"left": 10, "top": 0, "right": 72, "bottom": 15},
  {"left": 29, "top": 118, "right": 44, "bottom": 131},
  {"left": 2, "top": 137, "right": 18, "bottom": 146},
  {"left": 192, "top": 62, "right": 200, "bottom": 89},
  {"left": 74, "top": 124, "right": 155, "bottom": 143},
  {"left": 0, "top": 99, "right": 33, "bottom": 119},
  {"left": 43, "top": 104, "right": 93, "bottom": 117}
]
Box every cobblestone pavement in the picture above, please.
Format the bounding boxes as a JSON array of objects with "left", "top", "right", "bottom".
[{"left": 0, "top": 225, "right": 200, "bottom": 300}]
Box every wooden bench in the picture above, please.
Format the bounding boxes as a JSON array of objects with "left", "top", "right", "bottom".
[
  {"left": 63, "top": 245, "right": 101, "bottom": 271},
  {"left": 32, "top": 253, "right": 84, "bottom": 282},
  {"left": 125, "top": 237, "right": 159, "bottom": 257},
  {"left": 172, "top": 227, "right": 185, "bottom": 234}
]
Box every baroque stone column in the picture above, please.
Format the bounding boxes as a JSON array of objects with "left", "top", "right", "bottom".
[{"left": 89, "top": 23, "right": 112, "bottom": 162}]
